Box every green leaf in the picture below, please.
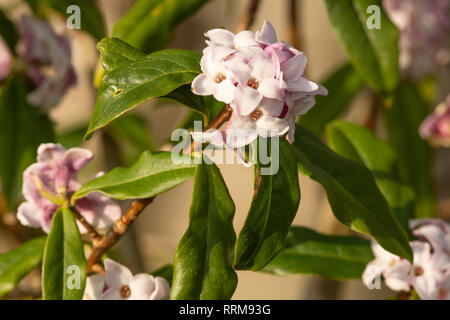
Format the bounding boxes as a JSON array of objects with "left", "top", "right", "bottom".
[
  {"left": 72, "top": 151, "right": 196, "bottom": 201},
  {"left": 263, "top": 227, "right": 373, "bottom": 279},
  {"left": 97, "top": 38, "right": 146, "bottom": 73},
  {"left": 292, "top": 124, "right": 412, "bottom": 261},
  {"left": 42, "top": 207, "right": 86, "bottom": 300},
  {"left": 150, "top": 264, "right": 173, "bottom": 286},
  {"left": 298, "top": 63, "right": 363, "bottom": 135},
  {"left": 0, "top": 9, "right": 18, "bottom": 52},
  {"left": 327, "top": 120, "right": 415, "bottom": 231},
  {"left": 171, "top": 162, "right": 237, "bottom": 300},
  {"left": 86, "top": 49, "right": 201, "bottom": 138},
  {"left": 0, "top": 76, "right": 54, "bottom": 210},
  {"left": 0, "top": 237, "right": 46, "bottom": 298},
  {"left": 39, "top": 0, "right": 105, "bottom": 40},
  {"left": 323, "top": 0, "right": 399, "bottom": 94},
  {"left": 235, "top": 139, "right": 300, "bottom": 270},
  {"left": 113, "top": 0, "right": 212, "bottom": 52},
  {"left": 385, "top": 82, "right": 435, "bottom": 218}
]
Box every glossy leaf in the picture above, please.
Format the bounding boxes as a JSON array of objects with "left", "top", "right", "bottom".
[
  {"left": 171, "top": 162, "right": 237, "bottom": 300},
  {"left": 327, "top": 120, "right": 415, "bottom": 231},
  {"left": 235, "top": 139, "right": 300, "bottom": 270},
  {"left": 0, "top": 76, "right": 54, "bottom": 210},
  {"left": 72, "top": 151, "right": 196, "bottom": 201},
  {"left": 42, "top": 207, "right": 86, "bottom": 300},
  {"left": 263, "top": 227, "right": 373, "bottom": 279},
  {"left": 86, "top": 49, "right": 201, "bottom": 137},
  {"left": 38, "top": 0, "right": 105, "bottom": 40},
  {"left": 97, "top": 38, "right": 145, "bottom": 73},
  {"left": 293, "top": 124, "right": 412, "bottom": 261},
  {"left": 0, "top": 237, "right": 46, "bottom": 298},
  {"left": 113, "top": 0, "right": 212, "bottom": 52},
  {"left": 385, "top": 82, "right": 435, "bottom": 218},
  {"left": 298, "top": 63, "right": 363, "bottom": 135},
  {"left": 323, "top": 0, "right": 399, "bottom": 94}
]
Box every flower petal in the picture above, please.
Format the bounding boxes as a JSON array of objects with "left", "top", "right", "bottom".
[
  {"left": 258, "top": 78, "right": 284, "bottom": 100},
  {"left": 63, "top": 147, "right": 93, "bottom": 172},
  {"left": 213, "top": 78, "right": 235, "bottom": 104},
  {"left": 83, "top": 274, "right": 106, "bottom": 300},
  {"left": 128, "top": 274, "right": 155, "bottom": 300},
  {"left": 249, "top": 52, "right": 276, "bottom": 80},
  {"left": 205, "top": 29, "right": 235, "bottom": 47},
  {"left": 234, "top": 85, "right": 263, "bottom": 116},
  {"left": 281, "top": 52, "right": 307, "bottom": 81},
  {"left": 192, "top": 74, "right": 214, "bottom": 96},
  {"left": 287, "top": 77, "right": 320, "bottom": 92},
  {"left": 234, "top": 30, "right": 258, "bottom": 48},
  {"left": 37, "top": 143, "right": 66, "bottom": 162},
  {"left": 149, "top": 277, "right": 170, "bottom": 300},
  {"left": 255, "top": 20, "right": 277, "bottom": 44},
  {"left": 104, "top": 258, "right": 133, "bottom": 288}
]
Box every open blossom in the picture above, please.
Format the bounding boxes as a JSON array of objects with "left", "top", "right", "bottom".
[
  {"left": 16, "top": 16, "right": 77, "bottom": 110},
  {"left": 420, "top": 95, "right": 450, "bottom": 147},
  {"left": 363, "top": 218, "right": 450, "bottom": 300},
  {"left": 83, "top": 259, "right": 170, "bottom": 300},
  {"left": 17, "top": 143, "right": 121, "bottom": 234},
  {"left": 191, "top": 20, "right": 327, "bottom": 149},
  {"left": 383, "top": 0, "right": 450, "bottom": 79}
]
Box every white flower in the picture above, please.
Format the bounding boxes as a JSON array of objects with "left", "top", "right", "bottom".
[{"left": 83, "top": 259, "right": 170, "bottom": 300}]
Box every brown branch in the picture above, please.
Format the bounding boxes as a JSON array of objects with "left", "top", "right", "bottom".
[
  {"left": 364, "top": 91, "right": 380, "bottom": 131},
  {"left": 235, "top": 0, "right": 262, "bottom": 32},
  {"left": 289, "top": 0, "right": 300, "bottom": 49},
  {"left": 69, "top": 206, "right": 101, "bottom": 241},
  {"left": 87, "top": 197, "right": 154, "bottom": 272}
]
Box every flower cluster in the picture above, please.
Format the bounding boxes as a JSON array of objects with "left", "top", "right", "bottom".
[
  {"left": 16, "top": 16, "right": 77, "bottom": 110},
  {"left": 17, "top": 143, "right": 121, "bottom": 234},
  {"left": 420, "top": 95, "right": 450, "bottom": 147},
  {"left": 83, "top": 259, "right": 170, "bottom": 300},
  {"left": 363, "top": 219, "right": 450, "bottom": 300},
  {"left": 191, "top": 20, "right": 327, "bottom": 148},
  {"left": 383, "top": 0, "right": 450, "bottom": 79}
]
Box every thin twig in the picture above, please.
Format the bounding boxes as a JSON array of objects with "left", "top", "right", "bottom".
[
  {"left": 364, "top": 91, "right": 380, "bottom": 131},
  {"left": 235, "top": 0, "right": 261, "bottom": 32},
  {"left": 289, "top": 0, "right": 300, "bottom": 49},
  {"left": 87, "top": 198, "right": 154, "bottom": 272},
  {"left": 69, "top": 206, "right": 101, "bottom": 241}
]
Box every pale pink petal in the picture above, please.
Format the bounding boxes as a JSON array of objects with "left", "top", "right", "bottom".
[
  {"left": 256, "top": 115, "right": 289, "bottom": 137},
  {"left": 225, "top": 115, "right": 258, "bottom": 148},
  {"left": 62, "top": 147, "right": 93, "bottom": 172},
  {"left": 287, "top": 77, "right": 320, "bottom": 92},
  {"left": 383, "top": 260, "right": 411, "bottom": 292},
  {"left": 191, "top": 130, "right": 225, "bottom": 147},
  {"left": 413, "top": 224, "right": 450, "bottom": 252},
  {"left": 16, "top": 201, "right": 43, "bottom": 229},
  {"left": 104, "top": 259, "right": 133, "bottom": 288},
  {"left": 83, "top": 274, "right": 106, "bottom": 300},
  {"left": 249, "top": 52, "right": 276, "bottom": 80},
  {"left": 128, "top": 274, "right": 155, "bottom": 300},
  {"left": 234, "top": 85, "right": 263, "bottom": 116},
  {"left": 286, "top": 116, "right": 296, "bottom": 144},
  {"left": 281, "top": 53, "right": 307, "bottom": 81},
  {"left": 204, "top": 45, "right": 236, "bottom": 61},
  {"left": 258, "top": 98, "right": 284, "bottom": 117},
  {"left": 205, "top": 29, "right": 235, "bottom": 47},
  {"left": 213, "top": 78, "right": 235, "bottom": 104},
  {"left": 234, "top": 30, "right": 258, "bottom": 48},
  {"left": 362, "top": 261, "right": 384, "bottom": 288},
  {"left": 192, "top": 74, "right": 214, "bottom": 96},
  {"left": 101, "top": 288, "right": 123, "bottom": 300},
  {"left": 258, "top": 78, "right": 284, "bottom": 100},
  {"left": 255, "top": 20, "right": 277, "bottom": 44},
  {"left": 149, "top": 277, "right": 170, "bottom": 300},
  {"left": 37, "top": 143, "right": 65, "bottom": 162}
]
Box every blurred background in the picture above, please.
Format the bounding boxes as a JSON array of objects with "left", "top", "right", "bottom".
[{"left": 0, "top": 0, "right": 448, "bottom": 299}]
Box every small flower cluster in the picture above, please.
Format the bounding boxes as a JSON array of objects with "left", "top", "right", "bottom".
[
  {"left": 383, "top": 0, "right": 450, "bottom": 79},
  {"left": 83, "top": 259, "right": 170, "bottom": 300},
  {"left": 17, "top": 143, "right": 121, "bottom": 234},
  {"left": 191, "top": 20, "right": 327, "bottom": 148},
  {"left": 420, "top": 95, "right": 450, "bottom": 147},
  {"left": 363, "top": 219, "right": 450, "bottom": 300},
  {"left": 0, "top": 16, "right": 77, "bottom": 110}
]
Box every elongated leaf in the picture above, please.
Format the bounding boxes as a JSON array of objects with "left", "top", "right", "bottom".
[
  {"left": 293, "top": 124, "right": 412, "bottom": 261},
  {"left": 86, "top": 49, "right": 201, "bottom": 137},
  {"left": 385, "top": 82, "right": 435, "bottom": 218},
  {"left": 0, "top": 237, "right": 46, "bottom": 298},
  {"left": 97, "top": 38, "right": 146, "bottom": 73},
  {"left": 263, "top": 227, "right": 373, "bottom": 279},
  {"left": 72, "top": 151, "right": 196, "bottom": 201},
  {"left": 327, "top": 121, "right": 415, "bottom": 231},
  {"left": 0, "top": 76, "right": 54, "bottom": 210},
  {"left": 298, "top": 63, "right": 363, "bottom": 135},
  {"left": 171, "top": 162, "right": 237, "bottom": 300},
  {"left": 42, "top": 207, "right": 86, "bottom": 300},
  {"left": 150, "top": 264, "right": 173, "bottom": 286},
  {"left": 323, "top": 0, "right": 399, "bottom": 94},
  {"left": 235, "top": 139, "right": 300, "bottom": 270},
  {"left": 38, "top": 0, "right": 105, "bottom": 40},
  {"left": 0, "top": 9, "right": 18, "bottom": 52},
  {"left": 113, "top": 0, "right": 211, "bottom": 52}
]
